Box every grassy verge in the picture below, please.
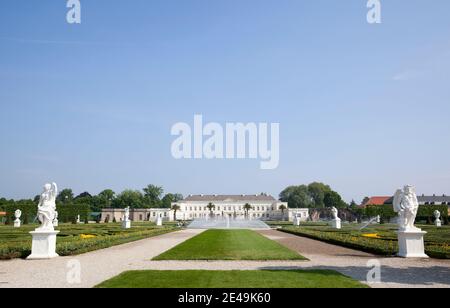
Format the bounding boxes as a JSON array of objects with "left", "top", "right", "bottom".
[
  {"left": 280, "top": 224, "right": 450, "bottom": 259},
  {"left": 153, "top": 229, "right": 306, "bottom": 261},
  {"left": 96, "top": 270, "right": 368, "bottom": 288},
  {"left": 0, "top": 223, "right": 179, "bottom": 259}
]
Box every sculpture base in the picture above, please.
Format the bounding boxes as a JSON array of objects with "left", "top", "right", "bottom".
[
  {"left": 27, "top": 230, "right": 60, "bottom": 260},
  {"left": 330, "top": 219, "right": 341, "bottom": 229},
  {"left": 14, "top": 220, "right": 21, "bottom": 228},
  {"left": 396, "top": 230, "right": 429, "bottom": 258},
  {"left": 435, "top": 220, "right": 442, "bottom": 227},
  {"left": 156, "top": 218, "right": 163, "bottom": 226},
  {"left": 293, "top": 219, "right": 300, "bottom": 227},
  {"left": 122, "top": 220, "right": 131, "bottom": 229},
  {"left": 53, "top": 220, "right": 58, "bottom": 227}
]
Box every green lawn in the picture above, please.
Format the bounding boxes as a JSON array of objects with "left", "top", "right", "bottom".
[
  {"left": 281, "top": 223, "right": 450, "bottom": 259},
  {"left": 153, "top": 229, "right": 306, "bottom": 261},
  {"left": 96, "top": 270, "right": 367, "bottom": 288},
  {"left": 0, "top": 222, "right": 178, "bottom": 259}
]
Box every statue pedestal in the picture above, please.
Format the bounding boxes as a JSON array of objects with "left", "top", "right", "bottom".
[
  {"left": 396, "top": 230, "right": 428, "bottom": 258},
  {"left": 156, "top": 217, "right": 163, "bottom": 226},
  {"left": 53, "top": 220, "right": 58, "bottom": 227},
  {"left": 122, "top": 220, "right": 131, "bottom": 229},
  {"left": 14, "top": 220, "right": 21, "bottom": 228},
  {"left": 435, "top": 220, "right": 442, "bottom": 227},
  {"left": 293, "top": 218, "right": 300, "bottom": 226},
  {"left": 27, "top": 230, "right": 60, "bottom": 260},
  {"left": 330, "top": 219, "right": 341, "bottom": 229}
]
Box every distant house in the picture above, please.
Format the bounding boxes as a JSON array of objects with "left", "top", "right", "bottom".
[
  {"left": 383, "top": 194, "right": 450, "bottom": 206},
  {"left": 363, "top": 194, "right": 450, "bottom": 215},
  {"left": 360, "top": 196, "right": 391, "bottom": 207}
]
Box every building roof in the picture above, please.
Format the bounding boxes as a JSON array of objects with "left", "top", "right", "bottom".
[
  {"left": 361, "top": 196, "right": 391, "bottom": 207},
  {"left": 182, "top": 194, "right": 277, "bottom": 202},
  {"left": 384, "top": 195, "right": 450, "bottom": 204}
]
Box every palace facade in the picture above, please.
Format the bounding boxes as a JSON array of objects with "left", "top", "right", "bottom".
[{"left": 100, "top": 194, "right": 309, "bottom": 222}]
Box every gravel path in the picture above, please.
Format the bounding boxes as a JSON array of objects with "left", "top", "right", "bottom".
[
  {"left": 256, "top": 230, "right": 450, "bottom": 288},
  {"left": 1, "top": 228, "right": 449, "bottom": 288}
]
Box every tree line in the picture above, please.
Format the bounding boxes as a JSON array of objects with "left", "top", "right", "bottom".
[{"left": 0, "top": 184, "right": 184, "bottom": 213}]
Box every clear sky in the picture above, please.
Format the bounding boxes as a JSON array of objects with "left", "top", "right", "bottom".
[{"left": 1, "top": 0, "right": 449, "bottom": 202}]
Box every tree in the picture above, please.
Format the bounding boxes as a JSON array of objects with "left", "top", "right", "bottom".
[
  {"left": 57, "top": 189, "right": 74, "bottom": 204},
  {"left": 143, "top": 185, "right": 164, "bottom": 207},
  {"left": 361, "top": 197, "right": 370, "bottom": 206},
  {"left": 97, "top": 189, "right": 116, "bottom": 208},
  {"left": 172, "top": 204, "right": 181, "bottom": 221},
  {"left": 243, "top": 203, "right": 252, "bottom": 218},
  {"left": 207, "top": 202, "right": 215, "bottom": 217},
  {"left": 279, "top": 204, "right": 287, "bottom": 220},
  {"left": 324, "top": 191, "right": 347, "bottom": 209},
  {"left": 307, "top": 182, "right": 331, "bottom": 208},
  {"left": 280, "top": 185, "right": 313, "bottom": 208},
  {"left": 114, "top": 190, "right": 144, "bottom": 209}
]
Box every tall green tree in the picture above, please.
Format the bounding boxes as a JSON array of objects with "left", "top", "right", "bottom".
[
  {"left": 207, "top": 202, "right": 215, "bottom": 216},
  {"left": 143, "top": 185, "right": 164, "bottom": 207},
  {"left": 279, "top": 185, "right": 313, "bottom": 208},
  {"left": 57, "top": 189, "right": 74, "bottom": 204},
  {"left": 307, "top": 182, "right": 331, "bottom": 208},
  {"left": 324, "top": 191, "right": 347, "bottom": 209},
  {"left": 114, "top": 190, "right": 144, "bottom": 209},
  {"left": 243, "top": 203, "right": 252, "bottom": 218},
  {"left": 160, "top": 193, "right": 184, "bottom": 208},
  {"left": 172, "top": 204, "right": 181, "bottom": 221},
  {"left": 97, "top": 189, "right": 116, "bottom": 208}
]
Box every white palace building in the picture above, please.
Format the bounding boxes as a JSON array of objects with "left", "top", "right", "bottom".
[{"left": 101, "top": 194, "right": 309, "bottom": 223}]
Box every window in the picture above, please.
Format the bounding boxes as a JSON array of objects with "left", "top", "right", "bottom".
[
  {"left": 139, "top": 214, "right": 143, "bottom": 221},
  {"left": 153, "top": 212, "right": 156, "bottom": 217}
]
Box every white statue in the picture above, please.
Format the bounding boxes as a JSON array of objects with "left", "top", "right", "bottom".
[
  {"left": 330, "top": 207, "right": 341, "bottom": 229},
  {"left": 393, "top": 185, "right": 428, "bottom": 258},
  {"left": 36, "top": 183, "right": 58, "bottom": 231},
  {"left": 393, "top": 185, "right": 420, "bottom": 232},
  {"left": 76, "top": 215, "right": 81, "bottom": 224},
  {"left": 122, "top": 207, "right": 131, "bottom": 229},
  {"left": 434, "top": 210, "right": 442, "bottom": 227},
  {"left": 14, "top": 209, "right": 22, "bottom": 228},
  {"left": 53, "top": 211, "right": 59, "bottom": 227},
  {"left": 124, "top": 207, "right": 130, "bottom": 221},
  {"left": 331, "top": 207, "right": 339, "bottom": 220},
  {"left": 28, "top": 182, "right": 60, "bottom": 260}
]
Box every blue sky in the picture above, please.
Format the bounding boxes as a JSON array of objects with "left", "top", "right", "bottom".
[{"left": 1, "top": 0, "right": 449, "bottom": 202}]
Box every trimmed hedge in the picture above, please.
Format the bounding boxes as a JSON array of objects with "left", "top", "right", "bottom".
[
  {"left": 3, "top": 202, "right": 90, "bottom": 225},
  {"left": 359, "top": 204, "right": 448, "bottom": 224}
]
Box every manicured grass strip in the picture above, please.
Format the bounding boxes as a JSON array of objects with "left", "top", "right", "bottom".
[
  {"left": 153, "top": 229, "right": 306, "bottom": 261},
  {"left": 96, "top": 270, "right": 368, "bottom": 288},
  {"left": 0, "top": 223, "right": 178, "bottom": 259}
]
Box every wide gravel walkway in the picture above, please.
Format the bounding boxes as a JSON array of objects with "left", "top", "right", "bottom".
[{"left": 1, "top": 229, "right": 449, "bottom": 288}]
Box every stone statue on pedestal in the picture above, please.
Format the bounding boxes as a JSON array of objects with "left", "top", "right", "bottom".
[
  {"left": 393, "top": 185, "right": 428, "bottom": 258},
  {"left": 28, "top": 182, "right": 60, "bottom": 260}
]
